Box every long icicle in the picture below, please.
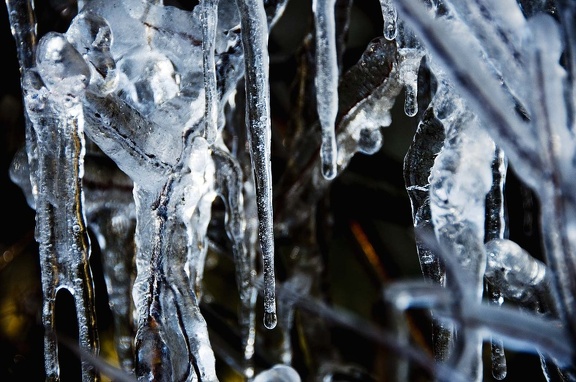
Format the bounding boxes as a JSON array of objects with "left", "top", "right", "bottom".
[
  {"left": 212, "top": 147, "right": 258, "bottom": 378},
  {"left": 201, "top": 0, "right": 220, "bottom": 144},
  {"left": 484, "top": 146, "right": 508, "bottom": 380},
  {"left": 29, "top": 32, "right": 99, "bottom": 381},
  {"left": 235, "top": 0, "right": 277, "bottom": 329},
  {"left": 313, "top": 0, "right": 339, "bottom": 180}
]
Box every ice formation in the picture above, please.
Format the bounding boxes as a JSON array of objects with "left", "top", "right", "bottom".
[{"left": 4, "top": 0, "right": 576, "bottom": 381}]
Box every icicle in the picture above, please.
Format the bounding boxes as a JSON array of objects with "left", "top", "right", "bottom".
[
  {"left": 133, "top": 175, "right": 219, "bottom": 382},
  {"left": 5, "top": 0, "right": 37, "bottom": 71},
  {"left": 379, "top": 0, "right": 398, "bottom": 40},
  {"left": 394, "top": 15, "right": 424, "bottom": 118},
  {"left": 235, "top": 0, "right": 277, "bottom": 329},
  {"left": 201, "top": 0, "right": 220, "bottom": 144},
  {"left": 90, "top": 214, "right": 136, "bottom": 371},
  {"left": 312, "top": 0, "right": 338, "bottom": 180},
  {"left": 487, "top": 283, "right": 507, "bottom": 380},
  {"left": 484, "top": 147, "right": 508, "bottom": 380},
  {"left": 398, "top": 49, "right": 423, "bottom": 117},
  {"left": 212, "top": 147, "right": 258, "bottom": 376},
  {"left": 27, "top": 32, "right": 98, "bottom": 382},
  {"left": 404, "top": 108, "right": 454, "bottom": 363},
  {"left": 179, "top": 137, "right": 217, "bottom": 300},
  {"left": 85, "top": 162, "right": 136, "bottom": 372},
  {"left": 428, "top": 81, "right": 495, "bottom": 382}
]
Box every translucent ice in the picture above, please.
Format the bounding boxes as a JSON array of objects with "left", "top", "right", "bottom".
[
  {"left": 380, "top": 0, "right": 398, "bottom": 40},
  {"left": 485, "top": 239, "right": 550, "bottom": 304},
  {"left": 201, "top": 0, "right": 220, "bottom": 144},
  {"left": 235, "top": 0, "right": 277, "bottom": 329},
  {"left": 313, "top": 0, "right": 339, "bottom": 180},
  {"left": 23, "top": 30, "right": 98, "bottom": 380}
]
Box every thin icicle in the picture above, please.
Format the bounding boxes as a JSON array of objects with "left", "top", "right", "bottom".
[
  {"left": 398, "top": 49, "right": 423, "bottom": 117},
  {"left": 5, "top": 0, "right": 37, "bottom": 71},
  {"left": 212, "top": 147, "right": 257, "bottom": 377},
  {"left": 484, "top": 147, "right": 508, "bottom": 380},
  {"left": 88, "top": 208, "right": 136, "bottom": 372},
  {"left": 404, "top": 107, "right": 453, "bottom": 363},
  {"left": 487, "top": 283, "right": 507, "bottom": 380},
  {"left": 202, "top": 0, "right": 220, "bottom": 144},
  {"left": 313, "top": 0, "right": 338, "bottom": 180},
  {"left": 380, "top": 0, "right": 398, "bottom": 40},
  {"left": 235, "top": 0, "right": 277, "bottom": 329}
]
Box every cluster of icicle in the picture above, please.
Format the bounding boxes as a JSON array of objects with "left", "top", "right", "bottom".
[
  {"left": 397, "top": 0, "right": 576, "bottom": 381},
  {"left": 5, "top": 0, "right": 576, "bottom": 380}
]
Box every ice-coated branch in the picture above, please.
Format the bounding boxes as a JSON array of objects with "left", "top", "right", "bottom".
[{"left": 383, "top": 281, "right": 574, "bottom": 369}]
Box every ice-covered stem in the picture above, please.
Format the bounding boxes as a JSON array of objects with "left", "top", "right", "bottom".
[
  {"left": 201, "top": 0, "right": 220, "bottom": 144},
  {"left": 270, "top": 280, "right": 467, "bottom": 382},
  {"left": 384, "top": 279, "right": 574, "bottom": 370},
  {"left": 394, "top": 0, "right": 576, "bottom": 352},
  {"left": 528, "top": 14, "right": 576, "bottom": 340},
  {"left": 557, "top": 0, "right": 576, "bottom": 129},
  {"left": 24, "top": 32, "right": 98, "bottom": 381},
  {"left": 132, "top": 184, "right": 172, "bottom": 382},
  {"left": 133, "top": 176, "right": 218, "bottom": 382},
  {"left": 5, "top": 0, "right": 39, "bottom": 211},
  {"left": 235, "top": 0, "right": 277, "bottom": 330},
  {"left": 484, "top": 239, "right": 552, "bottom": 310},
  {"left": 484, "top": 147, "right": 507, "bottom": 380},
  {"left": 312, "top": 0, "right": 338, "bottom": 180},
  {"left": 5, "top": 0, "right": 36, "bottom": 71}
]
